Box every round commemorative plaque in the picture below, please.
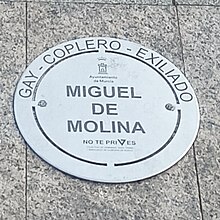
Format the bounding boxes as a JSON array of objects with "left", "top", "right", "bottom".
[{"left": 14, "top": 37, "right": 200, "bottom": 183}]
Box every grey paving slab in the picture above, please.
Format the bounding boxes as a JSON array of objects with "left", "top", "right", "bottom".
[
  {"left": 25, "top": 3, "right": 202, "bottom": 219},
  {"left": 30, "top": 0, "right": 172, "bottom": 5},
  {"left": 0, "top": 0, "right": 24, "bottom": 2},
  {"left": 27, "top": 149, "right": 201, "bottom": 219},
  {"left": 0, "top": 0, "right": 172, "bottom": 5},
  {"left": 178, "top": 6, "right": 220, "bottom": 220},
  {"left": 27, "top": 3, "right": 183, "bottom": 71},
  {"left": 176, "top": 0, "right": 220, "bottom": 5},
  {"left": 67, "top": 0, "right": 172, "bottom": 4},
  {"left": 0, "top": 2, "right": 26, "bottom": 220}
]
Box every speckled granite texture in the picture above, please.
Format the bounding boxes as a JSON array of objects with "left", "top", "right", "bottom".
[
  {"left": 179, "top": 6, "right": 220, "bottom": 219},
  {"left": 176, "top": 0, "right": 220, "bottom": 5},
  {"left": 40, "top": 0, "right": 172, "bottom": 4},
  {"left": 0, "top": 2, "right": 26, "bottom": 220},
  {"left": 0, "top": 0, "right": 173, "bottom": 4},
  {"left": 0, "top": 1, "right": 220, "bottom": 219}
]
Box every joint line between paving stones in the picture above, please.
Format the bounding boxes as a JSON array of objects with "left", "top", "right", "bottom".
[
  {"left": 175, "top": 4, "right": 186, "bottom": 75},
  {"left": 175, "top": 6, "right": 204, "bottom": 218},
  {"left": 0, "top": 0, "right": 220, "bottom": 6},
  {"left": 193, "top": 145, "right": 204, "bottom": 220},
  {"left": 25, "top": 2, "right": 28, "bottom": 220}
]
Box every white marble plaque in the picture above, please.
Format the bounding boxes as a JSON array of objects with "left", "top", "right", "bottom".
[{"left": 14, "top": 37, "right": 200, "bottom": 183}]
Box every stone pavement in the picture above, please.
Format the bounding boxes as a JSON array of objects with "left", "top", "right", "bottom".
[{"left": 0, "top": 0, "right": 219, "bottom": 219}]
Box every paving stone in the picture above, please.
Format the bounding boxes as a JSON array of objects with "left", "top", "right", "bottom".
[
  {"left": 75, "top": 0, "right": 172, "bottom": 4},
  {"left": 27, "top": 148, "right": 202, "bottom": 219},
  {"left": 27, "top": 3, "right": 184, "bottom": 71},
  {"left": 25, "top": 3, "right": 201, "bottom": 219},
  {"left": 178, "top": 6, "right": 220, "bottom": 219},
  {"left": 176, "top": 0, "right": 220, "bottom": 5},
  {"left": 0, "top": 0, "right": 172, "bottom": 4},
  {"left": 23, "top": 0, "right": 173, "bottom": 5},
  {"left": 0, "top": 2, "right": 26, "bottom": 220}
]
